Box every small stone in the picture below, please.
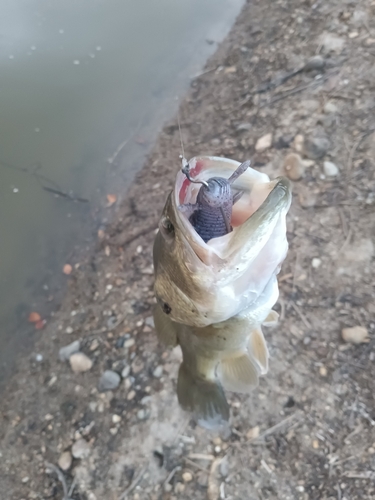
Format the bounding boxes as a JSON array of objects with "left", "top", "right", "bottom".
[
  {"left": 341, "top": 326, "right": 370, "bottom": 344},
  {"left": 319, "top": 33, "right": 345, "bottom": 53},
  {"left": 211, "top": 138, "right": 220, "bottom": 146},
  {"left": 182, "top": 471, "right": 193, "bottom": 483},
  {"left": 364, "top": 37, "right": 375, "bottom": 47},
  {"left": 197, "top": 471, "right": 208, "bottom": 487},
  {"left": 219, "top": 456, "right": 229, "bottom": 478},
  {"left": 348, "top": 31, "right": 359, "bottom": 39},
  {"left": 304, "top": 136, "right": 331, "bottom": 160},
  {"left": 246, "top": 426, "right": 260, "bottom": 439},
  {"left": 145, "top": 316, "right": 155, "bottom": 328},
  {"left": 131, "top": 360, "right": 144, "bottom": 374},
  {"left": 22, "top": 476, "right": 29, "bottom": 483},
  {"left": 255, "top": 133, "right": 272, "bottom": 152},
  {"left": 72, "top": 439, "right": 91, "bottom": 459},
  {"left": 304, "top": 55, "right": 325, "bottom": 71},
  {"left": 283, "top": 153, "right": 305, "bottom": 181},
  {"left": 236, "top": 123, "right": 252, "bottom": 132},
  {"left": 98, "top": 370, "right": 121, "bottom": 392},
  {"left": 127, "top": 390, "right": 136, "bottom": 401},
  {"left": 137, "top": 409, "right": 150, "bottom": 420},
  {"left": 59, "top": 340, "right": 80, "bottom": 361},
  {"left": 121, "top": 365, "right": 131, "bottom": 378},
  {"left": 293, "top": 134, "right": 304, "bottom": 153},
  {"left": 66, "top": 326, "right": 73, "bottom": 334},
  {"left": 58, "top": 451, "right": 72, "bottom": 471},
  {"left": 298, "top": 188, "right": 317, "bottom": 208},
  {"left": 319, "top": 366, "right": 327, "bottom": 377},
  {"left": 153, "top": 366, "right": 163, "bottom": 378},
  {"left": 312, "top": 258, "right": 321, "bottom": 269},
  {"left": 124, "top": 338, "right": 135, "bottom": 349},
  {"left": 89, "top": 339, "right": 99, "bottom": 351},
  {"left": 69, "top": 353, "right": 93, "bottom": 373},
  {"left": 112, "top": 414, "right": 121, "bottom": 424},
  {"left": 312, "top": 440, "right": 319, "bottom": 449},
  {"left": 174, "top": 482, "right": 185, "bottom": 494},
  {"left": 323, "top": 161, "right": 339, "bottom": 177},
  {"left": 323, "top": 101, "right": 338, "bottom": 114}
]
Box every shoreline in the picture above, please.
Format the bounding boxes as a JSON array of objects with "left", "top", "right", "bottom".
[{"left": 2, "top": 1, "right": 375, "bottom": 499}]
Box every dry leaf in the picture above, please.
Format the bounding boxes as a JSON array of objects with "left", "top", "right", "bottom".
[
  {"left": 28, "top": 312, "right": 41, "bottom": 323},
  {"left": 63, "top": 264, "right": 72, "bottom": 275},
  {"left": 106, "top": 194, "right": 117, "bottom": 206}
]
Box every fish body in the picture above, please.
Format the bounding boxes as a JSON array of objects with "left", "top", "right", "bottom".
[{"left": 153, "top": 156, "right": 291, "bottom": 426}]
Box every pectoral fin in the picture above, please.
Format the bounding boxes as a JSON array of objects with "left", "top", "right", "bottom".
[
  {"left": 177, "top": 363, "right": 230, "bottom": 429},
  {"left": 218, "top": 352, "right": 259, "bottom": 394},
  {"left": 263, "top": 310, "right": 279, "bottom": 327},
  {"left": 153, "top": 304, "right": 178, "bottom": 346},
  {"left": 249, "top": 327, "right": 269, "bottom": 374}
]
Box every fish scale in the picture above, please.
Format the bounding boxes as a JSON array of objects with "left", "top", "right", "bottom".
[{"left": 189, "top": 205, "right": 230, "bottom": 243}]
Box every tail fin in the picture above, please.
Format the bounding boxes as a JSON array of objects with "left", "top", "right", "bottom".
[
  {"left": 218, "top": 352, "right": 259, "bottom": 394},
  {"left": 177, "top": 363, "right": 230, "bottom": 429}
]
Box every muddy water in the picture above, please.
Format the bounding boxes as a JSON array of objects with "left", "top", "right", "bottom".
[{"left": 0, "top": 0, "right": 244, "bottom": 382}]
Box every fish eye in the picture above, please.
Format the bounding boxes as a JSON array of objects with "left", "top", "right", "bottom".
[
  {"left": 162, "top": 302, "right": 172, "bottom": 315},
  {"left": 161, "top": 216, "right": 175, "bottom": 236}
]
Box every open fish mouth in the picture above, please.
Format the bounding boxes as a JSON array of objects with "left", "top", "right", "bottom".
[{"left": 174, "top": 156, "right": 291, "bottom": 261}]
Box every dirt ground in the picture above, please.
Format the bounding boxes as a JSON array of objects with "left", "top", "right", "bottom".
[{"left": 2, "top": 0, "right": 375, "bottom": 499}]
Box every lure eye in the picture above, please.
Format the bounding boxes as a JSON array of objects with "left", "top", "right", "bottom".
[
  {"left": 160, "top": 216, "right": 175, "bottom": 238},
  {"left": 162, "top": 302, "right": 172, "bottom": 315}
]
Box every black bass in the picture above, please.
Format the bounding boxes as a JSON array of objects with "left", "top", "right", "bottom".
[{"left": 153, "top": 156, "right": 291, "bottom": 427}]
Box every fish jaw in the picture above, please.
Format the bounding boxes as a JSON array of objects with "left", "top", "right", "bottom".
[{"left": 153, "top": 156, "right": 292, "bottom": 327}]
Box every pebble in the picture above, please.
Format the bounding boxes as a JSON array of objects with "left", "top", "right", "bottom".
[
  {"left": 323, "top": 161, "right": 339, "bottom": 177},
  {"left": 182, "top": 471, "right": 193, "bottom": 483},
  {"left": 312, "top": 258, "right": 321, "bottom": 269},
  {"left": 341, "top": 326, "right": 370, "bottom": 344},
  {"left": 121, "top": 365, "right": 131, "bottom": 378},
  {"left": 174, "top": 482, "right": 185, "bottom": 494},
  {"left": 319, "top": 366, "right": 327, "bottom": 377},
  {"left": 58, "top": 451, "right": 72, "bottom": 471},
  {"left": 153, "top": 365, "right": 163, "bottom": 378},
  {"left": 69, "top": 353, "right": 93, "bottom": 373},
  {"left": 98, "top": 370, "right": 121, "bottom": 392},
  {"left": 137, "top": 409, "right": 150, "bottom": 420},
  {"left": 196, "top": 471, "right": 208, "bottom": 487},
  {"left": 131, "top": 360, "right": 144, "bottom": 374},
  {"left": 283, "top": 153, "right": 305, "bottom": 180},
  {"left": 323, "top": 101, "right": 338, "bottom": 114},
  {"left": 72, "top": 439, "right": 91, "bottom": 459},
  {"left": 246, "top": 426, "right": 260, "bottom": 439},
  {"left": 255, "top": 133, "right": 272, "bottom": 152},
  {"left": 145, "top": 316, "right": 155, "bottom": 328},
  {"left": 304, "top": 136, "right": 331, "bottom": 160},
  {"left": 59, "top": 340, "right": 80, "bottom": 361},
  {"left": 236, "top": 123, "right": 252, "bottom": 132},
  {"left": 304, "top": 55, "right": 325, "bottom": 71},
  {"left": 112, "top": 414, "right": 121, "bottom": 424},
  {"left": 127, "top": 390, "right": 136, "bottom": 400},
  {"left": 66, "top": 326, "right": 74, "bottom": 334},
  {"left": 298, "top": 188, "right": 317, "bottom": 208},
  {"left": 292, "top": 134, "right": 304, "bottom": 153},
  {"left": 219, "top": 456, "right": 229, "bottom": 478},
  {"left": 124, "top": 338, "right": 135, "bottom": 349},
  {"left": 319, "top": 33, "right": 345, "bottom": 53}
]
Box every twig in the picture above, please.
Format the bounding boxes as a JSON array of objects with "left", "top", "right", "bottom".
[
  {"left": 110, "top": 224, "right": 158, "bottom": 247},
  {"left": 188, "top": 453, "right": 215, "bottom": 461},
  {"left": 119, "top": 465, "right": 147, "bottom": 500},
  {"left": 248, "top": 413, "right": 302, "bottom": 443},
  {"left": 290, "top": 301, "right": 311, "bottom": 329},
  {"left": 163, "top": 465, "right": 181, "bottom": 488},
  {"left": 207, "top": 458, "right": 223, "bottom": 500},
  {"left": 42, "top": 186, "right": 89, "bottom": 203},
  {"left": 183, "top": 457, "right": 210, "bottom": 472},
  {"left": 261, "top": 459, "right": 273, "bottom": 474},
  {"left": 45, "top": 463, "right": 70, "bottom": 500},
  {"left": 107, "top": 117, "right": 145, "bottom": 165}
]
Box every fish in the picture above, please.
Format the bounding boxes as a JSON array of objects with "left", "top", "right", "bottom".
[{"left": 153, "top": 156, "right": 292, "bottom": 427}]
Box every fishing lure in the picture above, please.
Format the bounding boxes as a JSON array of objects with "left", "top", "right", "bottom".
[{"left": 180, "top": 159, "right": 250, "bottom": 242}]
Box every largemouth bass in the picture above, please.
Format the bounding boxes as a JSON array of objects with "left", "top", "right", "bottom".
[{"left": 153, "top": 156, "right": 292, "bottom": 427}]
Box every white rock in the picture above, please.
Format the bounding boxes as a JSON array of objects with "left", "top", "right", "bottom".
[
  {"left": 342, "top": 326, "right": 370, "bottom": 344},
  {"left": 58, "top": 451, "right": 72, "bottom": 471},
  {"left": 69, "top": 352, "right": 93, "bottom": 373},
  {"left": 121, "top": 365, "right": 131, "bottom": 378},
  {"left": 319, "top": 33, "right": 345, "bottom": 53},
  {"left": 71, "top": 439, "right": 91, "bottom": 459},
  {"left": 311, "top": 258, "right": 321, "bottom": 269},
  {"left": 293, "top": 134, "right": 304, "bottom": 153},
  {"left": 153, "top": 365, "right": 163, "bottom": 378},
  {"left": 324, "top": 101, "right": 338, "bottom": 114},
  {"left": 255, "top": 133, "right": 272, "bottom": 152},
  {"left": 59, "top": 340, "right": 80, "bottom": 361},
  {"left": 323, "top": 161, "right": 339, "bottom": 177},
  {"left": 182, "top": 471, "right": 193, "bottom": 483}
]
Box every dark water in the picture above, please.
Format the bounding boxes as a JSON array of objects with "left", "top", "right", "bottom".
[{"left": 0, "top": 0, "right": 244, "bottom": 382}]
